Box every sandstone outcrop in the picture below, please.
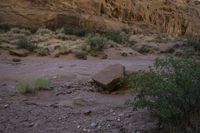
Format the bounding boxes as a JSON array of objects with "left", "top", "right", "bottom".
[{"left": 0, "top": 0, "right": 200, "bottom": 36}]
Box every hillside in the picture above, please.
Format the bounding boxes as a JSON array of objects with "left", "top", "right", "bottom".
[{"left": 0, "top": 0, "right": 200, "bottom": 36}]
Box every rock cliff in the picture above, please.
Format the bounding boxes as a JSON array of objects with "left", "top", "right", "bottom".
[{"left": 0, "top": 0, "right": 200, "bottom": 36}]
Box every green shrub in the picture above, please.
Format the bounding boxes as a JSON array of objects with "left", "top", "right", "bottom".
[
  {"left": 64, "top": 27, "right": 91, "bottom": 37},
  {"left": 34, "top": 78, "right": 51, "bottom": 90},
  {"left": 105, "top": 31, "right": 128, "bottom": 44},
  {"left": 86, "top": 34, "right": 107, "bottom": 52},
  {"left": 0, "top": 24, "right": 10, "bottom": 33},
  {"left": 74, "top": 50, "right": 87, "bottom": 60},
  {"left": 188, "top": 37, "right": 200, "bottom": 52},
  {"left": 59, "top": 45, "right": 71, "bottom": 55},
  {"left": 36, "top": 28, "right": 53, "bottom": 35},
  {"left": 37, "top": 47, "right": 49, "bottom": 56},
  {"left": 138, "top": 45, "right": 151, "bottom": 54},
  {"left": 126, "top": 58, "right": 200, "bottom": 132},
  {"left": 9, "top": 28, "right": 31, "bottom": 35},
  {"left": 16, "top": 38, "right": 37, "bottom": 52},
  {"left": 16, "top": 82, "right": 35, "bottom": 94},
  {"left": 16, "top": 78, "right": 51, "bottom": 94}
]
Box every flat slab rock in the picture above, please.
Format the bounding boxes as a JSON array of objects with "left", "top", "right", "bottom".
[{"left": 92, "top": 64, "right": 125, "bottom": 91}]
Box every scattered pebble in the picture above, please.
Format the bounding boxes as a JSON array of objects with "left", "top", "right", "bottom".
[
  {"left": 12, "top": 58, "right": 21, "bottom": 62},
  {"left": 90, "top": 122, "right": 97, "bottom": 128},
  {"left": 4, "top": 104, "right": 9, "bottom": 108},
  {"left": 77, "top": 125, "right": 81, "bottom": 129},
  {"left": 84, "top": 110, "right": 92, "bottom": 115}
]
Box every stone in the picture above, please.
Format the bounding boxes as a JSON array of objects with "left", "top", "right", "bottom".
[
  {"left": 9, "top": 49, "right": 29, "bottom": 57},
  {"left": 12, "top": 58, "right": 21, "bottom": 62},
  {"left": 92, "top": 64, "right": 125, "bottom": 91}
]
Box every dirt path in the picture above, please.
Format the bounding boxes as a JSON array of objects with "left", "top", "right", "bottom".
[
  {"left": 0, "top": 55, "right": 155, "bottom": 81},
  {"left": 0, "top": 56, "right": 156, "bottom": 133}
]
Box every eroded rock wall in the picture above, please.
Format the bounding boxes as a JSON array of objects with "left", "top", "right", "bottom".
[{"left": 0, "top": 0, "right": 200, "bottom": 36}]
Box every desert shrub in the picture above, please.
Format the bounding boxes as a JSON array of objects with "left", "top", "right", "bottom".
[
  {"left": 9, "top": 28, "right": 31, "bottom": 35},
  {"left": 0, "top": 24, "right": 10, "bottom": 33},
  {"left": 36, "top": 28, "right": 53, "bottom": 35},
  {"left": 64, "top": 27, "right": 92, "bottom": 37},
  {"left": 37, "top": 47, "right": 49, "bottom": 56},
  {"left": 187, "top": 37, "right": 200, "bottom": 52},
  {"left": 138, "top": 45, "right": 151, "bottom": 54},
  {"left": 16, "top": 82, "right": 35, "bottom": 94},
  {"left": 74, "top": 50, "right": 87, "bottom": 60},
  {"left": 34, "top": 78, "right": 51, "bottom": 90},
  {"left": 86, "top": 34, "right": 107, "bottom": 52},
  {"left": 56, "top": 33, "right": 69, "bottom": 41},
  {"left": 59, "top": 45, "right": 71, "bottom": 55},
  {"left": 105, "top": 31, "right": 128, "bottom": 44},
  {"left": 16, "top": 78, "right": 51, "bottom": 94},
  {"left": 16, "top": 38, "right": 37, "bottom": 52},
  {"left": 126, "top": 58, "right": 200, "bottom": 132}
]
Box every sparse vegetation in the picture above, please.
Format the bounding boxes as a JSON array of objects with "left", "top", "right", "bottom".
[
  {"left": 183, "top": 37, "right": 200, "bottom": 57},
  {"left": 0, "top": 24, "right": 10, "bottom": 33},
  {"left": 9, "top": 28, "right": 31, "bottom": 35},
  {"left": 37, "top": 47, "right": 49, "bottom": 56},
  {"left": 64, "top": 27, "right": 92, "bottom": 37},
  {"left": 86, "top": 34, "right": 107, "bottom": 52},
  {"left": 16, "top": 78, "right": 51, "bottom": 94},
  {"left": 74, "top": 50, "right": 87, "bottom": 60},
  {"left": 105, "top": 31, "right": 128, "bottom": 44},
  {"left": 16, "top": 38, "right": 37, "bottom": 52},
  {"left": 59, "top": 45, "right": 71, "bottom": 55},
  {"left": 36, "top": 28, "right": 53, "bottom": 35},
  {"left": 34, "top": 78, "right": 51, "bottom": 90},
  {"left": 16, "top": 81, "right": 35, "bottom": 94},
  {"left": 188, "top": 37, "right": 200, "bottom": 52},
  {"left": 137, "top": 45, "right": 152, "bottom": 54},
  {"left": 125, "top": 58, "right": 200, "bottom": 132}
]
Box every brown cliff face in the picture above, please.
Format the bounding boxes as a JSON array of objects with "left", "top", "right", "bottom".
[{"left": 0, "top": 0, "right": 200, "bottom": 36}]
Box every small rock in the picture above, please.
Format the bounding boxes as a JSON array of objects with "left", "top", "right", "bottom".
[
  {"left": 121, "top": 52, "right": 128, "bottom": 57},
  {"left": 84, "top": 110, "right": 92, "bottom": 115},
  {"left": 4, "top": 104, "right": 9, "bottom": 108},
  {"left": 26, "top": 122, "right": 35, "bottom": 127},
  {"left": 73, "top": 97, "right": 87, "bottom": 106},
  {"left": 83, "top": 128, "right": 87, "bottom": 132},
  {"left": 118, "top": 113, "right": 124, "bottom": 117},
  {"left": 12, "top": 58, "right": 21, "bottom": 62},
  {"left": 1, "top": 83, "right": 6, "bottom": 87},
  {"left": 77, "top": 125, "right": 81, "bottom": 129},
  {"left": 91, "top": 122, "right": 97, "bottom": 128}
]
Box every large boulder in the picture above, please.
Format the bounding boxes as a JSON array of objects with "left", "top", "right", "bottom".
[{"left": 92, "top": 64, "right": 125, "bottom": 91}]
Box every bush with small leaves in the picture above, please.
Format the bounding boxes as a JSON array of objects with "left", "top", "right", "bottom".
[
  {"left": 64, "top": 27, "right": 91, "bottom": 37},
  {"left": 105, "top": 31, "right": 128, "bottom": 44},
  {"left": 34, "top": 78, "right": 51, "bottom": 90},
  {"left": 86, "top": 34, "right": 107, "bottom": 52},
  {"left": 0, "top": 24, "right": 10, "bottom": 33},
  {"left": 59, "top": 45, "right": 71, "bottom": 55},
  {"left": 16, "top": 82, "right": 35, "bottom": 94},
  {"left": 125, "top": 58, "right": 200, "bottom": 132},
  {"left": 16, "top": 78, "right": 51, "bottom": 94},
  {"left": 74, "top": 50, "right": 87, "bottom": 60},
  {"left": 36, "top": 28, "right": 53, "bottom": 35},
  {"left": 187, "top": 37, "right": 200, "bottom": 52},
  {"left": 9, "top": 28, "right": 31, "bottom": 35},
  {"left": 37, "top": 47, "right": 49, "bottom": 56},
  {"left": 16, "top": 38, "right": 37, "bottom": 52},
  {"left": 138, "top": 45, "right": 151, "bottom": 54}
]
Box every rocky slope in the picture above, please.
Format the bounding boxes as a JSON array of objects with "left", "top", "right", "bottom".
[{"left": 0, "top": 0, "right": 200, "bottom": 36}]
